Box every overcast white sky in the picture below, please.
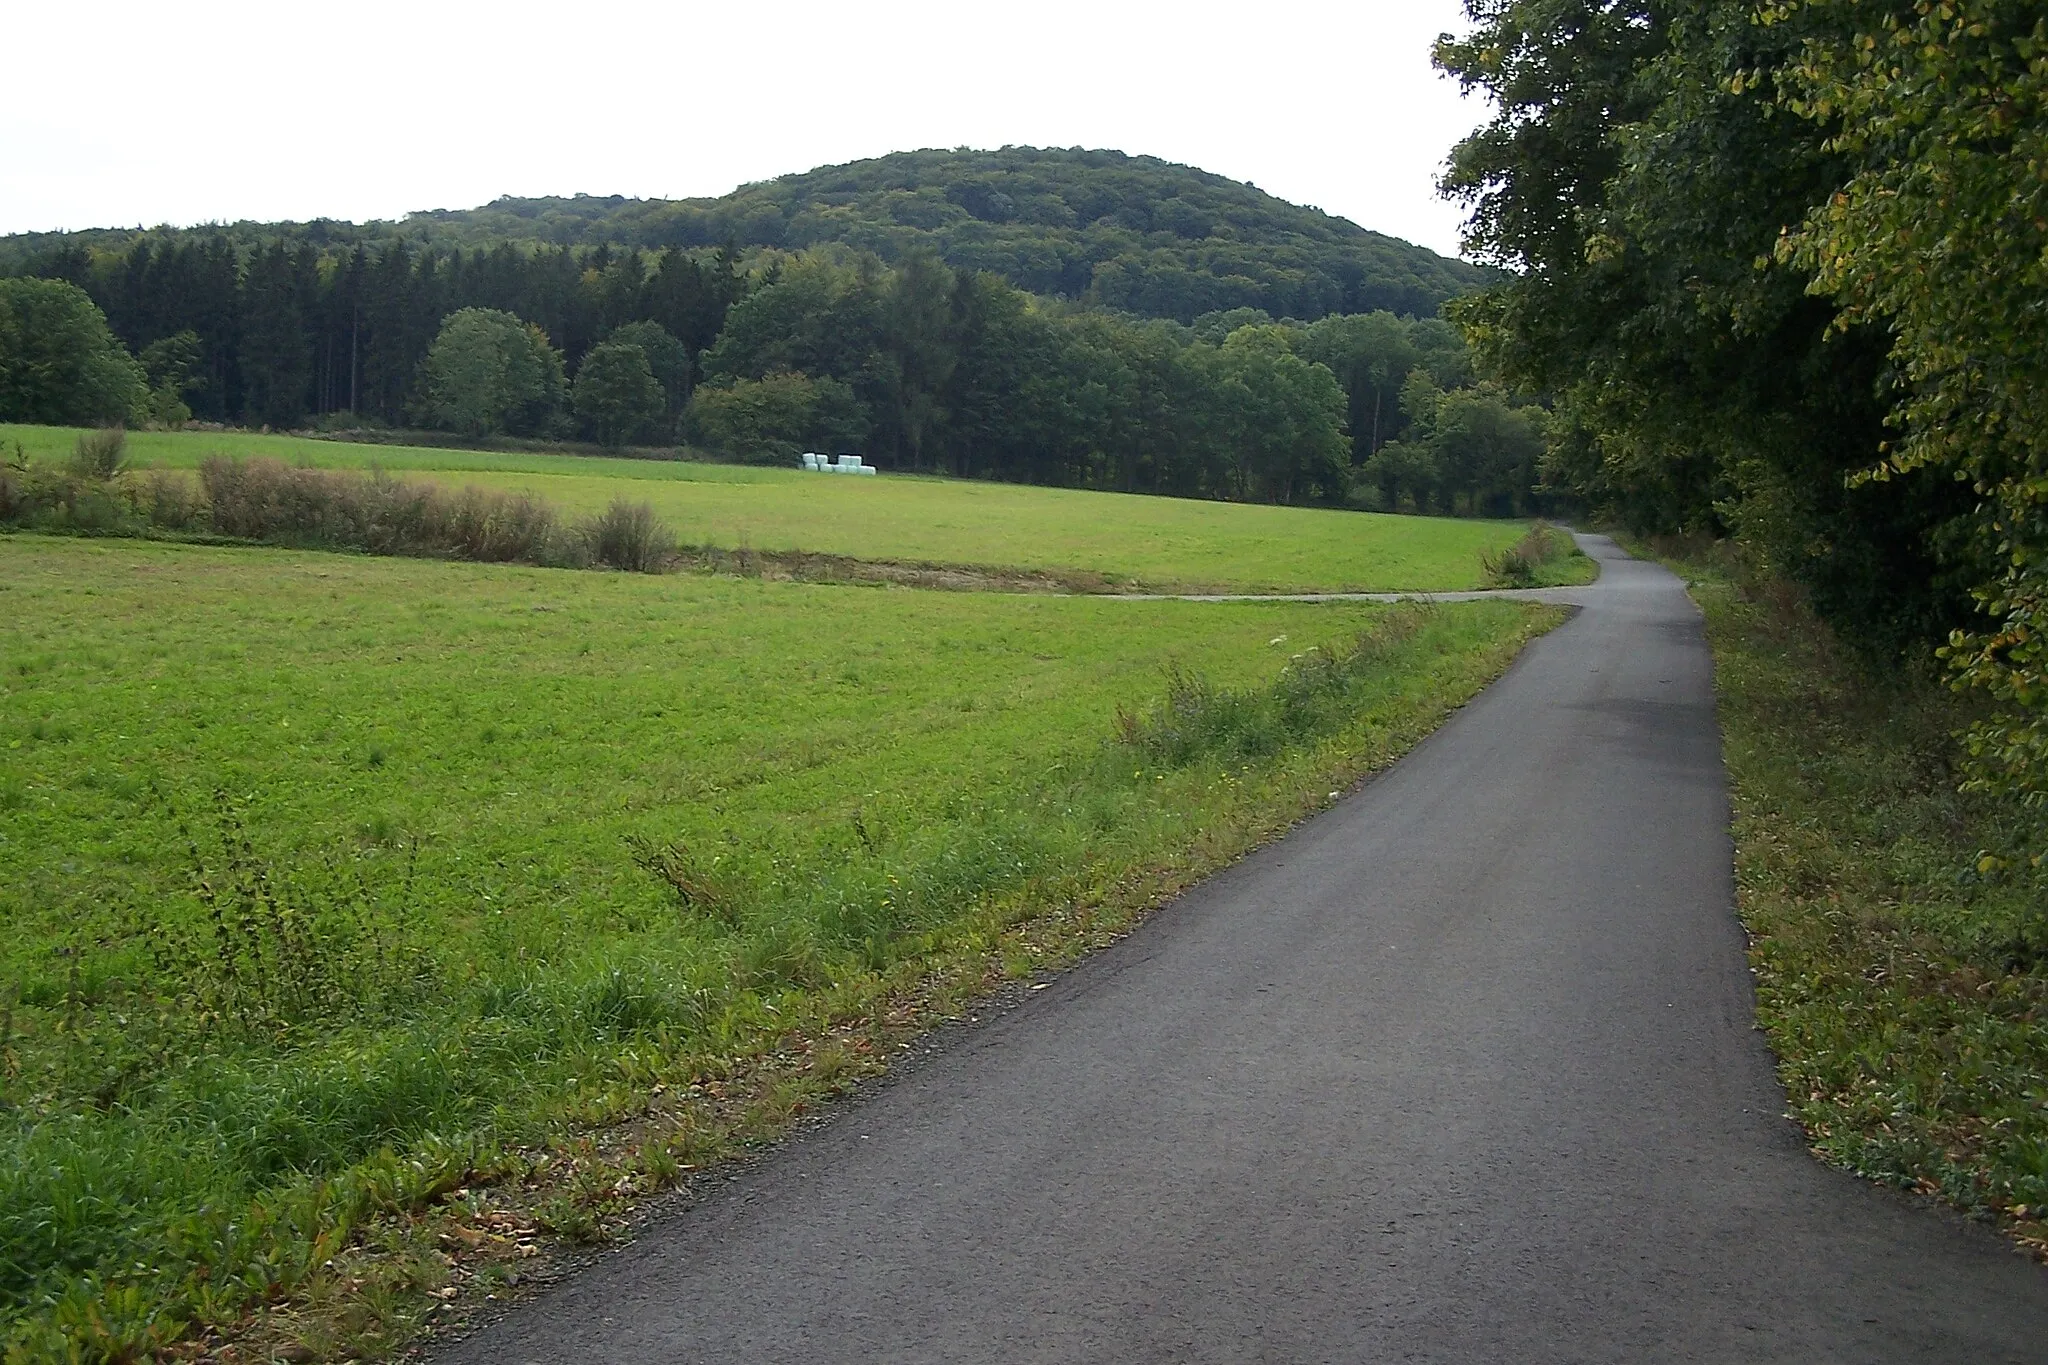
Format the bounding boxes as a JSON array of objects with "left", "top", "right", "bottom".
[{"left": 2, "top": 1, "right": 1487, "bottom": 258}]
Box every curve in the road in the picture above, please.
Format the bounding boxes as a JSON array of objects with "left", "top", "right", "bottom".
[{"left": 441, "top": 535, "right": 2048, "bottom": 1364}]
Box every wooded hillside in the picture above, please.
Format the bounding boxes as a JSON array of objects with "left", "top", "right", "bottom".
[{"left": 1, "top": 148, "right": 1488, "bottom": 325}]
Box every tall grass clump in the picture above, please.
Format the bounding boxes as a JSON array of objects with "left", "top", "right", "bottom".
[
  {"left": 1115, "top": 606, "right": 1436, "bottom": 765},
  {"left": 136, "top": 468, "right": 203, "bottom": 530},
  {"left": 144, "top": 790, "right": 439, "bottom": 1037}
]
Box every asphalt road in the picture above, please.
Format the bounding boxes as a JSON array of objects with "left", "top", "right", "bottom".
[{"left": 442, "top": 536, "right": 2048, "bottom": 1363}]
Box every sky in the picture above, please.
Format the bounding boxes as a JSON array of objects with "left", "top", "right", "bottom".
[{"left": 2, "top": 0, "right": 1488, "bottom": 258}]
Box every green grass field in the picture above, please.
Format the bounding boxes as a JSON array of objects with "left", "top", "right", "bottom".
[
  {"left": 0, "top": 531, "right": 1559, "bottom": 1358},
  {"left": 0, "top": 424, "right": 1543, "bottom": 592}
]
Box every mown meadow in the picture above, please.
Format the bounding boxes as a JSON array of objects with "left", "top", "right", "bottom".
[
  {"left": 0, "top": 425, "right": 1544, "bottom": 593},
  {"left": 0, "top": 530, "right": 1559, "bottom": 1359}
]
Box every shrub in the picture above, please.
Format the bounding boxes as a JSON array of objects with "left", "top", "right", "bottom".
[
  {"left": 0, "top": 452, "right": 25, "bottom": 522},
  {"left": 15, "top": 454, "right": 676, "bottom": 578},
  {"left": 69, "top": 427, "right": 128, "bottom": 481},
  {"left": 1483, "top": 546, "right": 1537, "bottom": 588},
  {"left": 583, "top": 498, "right": 674, "bottom": 573},
  {"left": 1481, "top": 521, "right": 1573, "bottom": 588},
  {"left": 200, "top": 457, "right": 422, "bottom": 549},
  {"left": 198, "top": 457, "right": 568, "bottom": 564},
  {"left": 439, "top": 485, "right": 557, "bottom": 562},
  {"left": 0, "top": 462, "right": 49, "bottom": 525},
  {"left": 0, "top": 463, "right": 138, "bottom": 534},
  {"left": 130, "top": 469, "right": 203, "bottom": 531}
]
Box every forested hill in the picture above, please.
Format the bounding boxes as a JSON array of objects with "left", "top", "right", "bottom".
[
  {"left": 408, "top": 150, "right": 1488, "bottom": 320},
  {"left": 2, "top": 148, "right": 1487, "bottom": 324}
]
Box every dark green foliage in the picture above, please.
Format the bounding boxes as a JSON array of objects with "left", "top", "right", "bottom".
[
  {"left": 0, "top": 149, "right": 1481, "bottom": 433},
  {"left": 606, "top": 319, "right": 692, "bottom": 423},
  {"left": 1437, "top": 0, "right": 2048, "bottom": 807},
  {"left": 685, "top": 370, "right": 869, "bottom": 462},
  {"left": 0, "top": 277, "right": 146, "bottom": 425},
  {"left": 573, "top": 341, "right": 665, "bottom": 449},
  {"left": 1433, "top": 10, "right": 2048, "bottom": 1208},
  {"left": 1435, "top": 0, "right": 1975, "bottom": 658},
  {"left": 1190, "top": 308, "right": 1276, "bottom": 343},
  {"left": 1354, "top": 439, "right": 1437, "bottom": 514},
  {"left": 688, "top": 251, "right": 1358, "bottom": 501},
  {"left": 1, "top": 233, "right": 742, "bottom": 433},
  {"left": 1356, "top": 375, "right": 1549, "bottom": 516},
  {"left": 237, "top": 241, "right": 317, "bottom": 429},
  {"left": 1299, "top": 311, "right": 1416, "bottom": 460},
  {"left": 1414, "top": 380, "right": 1548, "bottom": 517},
  {"left": 412, "top": 308, "right": 567, "bottom": 438},
  {"left": 138, "top": 329, "right": 202, "bottom": 427},
  {"left": 1764, "top": 0, "right": 2048, "bottom": 817},
  {"left": 0, "top": 152, "right": 1512, "bottom": 515},
  {"left": 1199, "top": 326, "right": 1351, "bottom": 502},
  {"left": 141, "top": 148, "right": 1481, "bottom": 323}
]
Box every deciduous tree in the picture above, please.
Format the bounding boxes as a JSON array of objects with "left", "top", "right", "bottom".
[
  {"left": 684, "top": 372, "right": 868, "bottom": 461},
  {"left": 412, "top": 307, "right": 566, "bottom": 437},
  {"left": 1769, "top": 0, "right": 2048, "bottom": 816},
  {"left": 0, "top": 277, "right": 146, "bottom": 425},
  {"left": 607, "top": 320, "right": 692, "bottom": 427},
  {"left": 574, "top": 342, "right": 666, "bottom": 450}
]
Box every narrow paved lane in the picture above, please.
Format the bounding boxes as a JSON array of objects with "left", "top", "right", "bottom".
[{"left": 444, "top": 537, "right": 2048, "bottom": 1363}]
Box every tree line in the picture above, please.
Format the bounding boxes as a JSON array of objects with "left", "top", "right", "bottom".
[
  {"left": 1436, "top": 0, "right": 2046, "bottom": 810},
  {"left": 16, "top": 236, "right": 745, "bottom": 431},
  {"left": 2, "top": 238, "right": 1553, "bottom": 515}
]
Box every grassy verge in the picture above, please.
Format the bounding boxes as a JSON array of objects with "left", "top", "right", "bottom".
[
  {"left": 1674, "top": 550, "right": 2047, "bottom": 1262},
  {"left": 2, "top": 423, "right": 1536, "bottom": 593},
  {"left": 1481, "top": 521, "right": 1597, "bottom": 588},
  {"left": 0, "top": 534, "right": 1559, "bottom": 1360}
]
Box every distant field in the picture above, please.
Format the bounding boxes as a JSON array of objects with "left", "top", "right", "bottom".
[
  {"left": 0, "top": 532, "right": 1557, "bottom": 1354},
  {"left": 1, "top": 424, "right": 1538, "bottom": 592}
]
